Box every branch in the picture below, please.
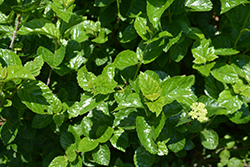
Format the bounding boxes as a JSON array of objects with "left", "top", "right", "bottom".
[{"left": 9, "top": 14, "right": 21, "bottom": 51}]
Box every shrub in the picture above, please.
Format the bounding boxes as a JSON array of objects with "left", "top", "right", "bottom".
[{"left": 1, "top": 0, "right": 250, "bottom": 166}]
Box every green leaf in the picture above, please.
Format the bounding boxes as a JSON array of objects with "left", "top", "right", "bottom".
[
  {"left": 211, "top": 64, "right": 238, "bottom": 84},
  {"left": 229, "top": 105, "right": 250, "bottom": 124},
  {"left": 217, "top": 90, "right": 243, "bottom": 114},
  {"left": 6, "top": 65, "right": 35, "bottom": 80},
  {"left": 11, "top": 0, "right": 41, "bottom": 13},
  {"left": 94, "top": 0, "right": 115, "bottom": 7},
  {"left": 119, "top": 25, "right": 138, "bottom": 43},
  {"left": 17, "top": 80, "right": 62, "bottom": 114},
  {"left": 49, "top": 156, "right": 68, "bottom": 167},
  {"left": 114, "top": 93, "right": 144, "bottom": 111},
  {"left": 231, "top": 54, "right": 250, "bottom": 83},
  {"left": 93, "top": 75, "right": 117, "bottom": 95},
  {"left": 110, "top": 128, "right": 129, "bottom": 152},
  {"left": 167, "top": 132, "right": 186, "bottom": 153},
  {"left": 78, "top": 137, "right": 99, "bottom": 152},
  {"left": 228, "top": 157, "right": 243, "bottom": 167},
  {"left": 97, "top": 126, "right": 114, "bottom": 143},
  {"left": 220, "top": 0, "right": 248, "bottom": 14},
  {"left": 146, "top": 0, "right": 174, "bottom": 28},
  {"left": 51, "top": 2, "right": 75, "bottom": 23},
  {"left": 0, "top": 121, "right": 18, "bottom": 145},
  {"left": 192, "top": 38, "right": 218, "bottom": 64},
  {"left": 179, "top": 22, "right": 205, "bottom": 40},
  {"left": 19, "top": 122, "right": 36, "bottom": 139},
  {"left": 134, "top": 14, "right": 148, "bottom": 40},
  {"left": 66, "top": 144, "right": 77, "bottom": 162},
  {"left": 198, "top": 95, "right": 222, "bottom": 117},
  {"left": 139, "top": 72, "right": 161, "bottom": 101},
  {"left": 92, "top": 144, "right": 110, "bottom": 166},
  {"left": 193, "top": 62, "right": 216, "bottom": 77},
  {"left": 113, "top": 50, "right": 138, "bottom": 70},
  {"left": 157, "top": 141, "right": 168, "bottom": 156},
  {"left": 24, "top": 55, "right": 44, "bottom": 77},
  {"left": 185, "top": 0, "right": 213, "bottom": 12},
  {"left": 204, "top": 75, "right": 224, "bottom": 99},
  {"left": 163, "top": 31, "right": 183, "bottom": 52},
  {"left": 214, "top": 48, "right": 240, "bottom": 56},
  {"left": 32, "top": 114, "right": 53, "bottom": 129},
  {"left": 136, "top": 116, "right": 157, "bottom": 154},
  {"left": 170, "top": 40, "right": 188, "bottom": 62},
  {"left": 133, "top": 146, "right": 155, "bottom": 167},
  {"left": 0, "top": 49, "right": 22, "bottom": 67},
  {"left": 17, "top": 18, "right": 59, "bottom": 39},
  {"left": 146, "top": 97, "right": 165, "bottom": 116},
  {"left": 161, "top": 75, "right": 195, "bottom": 104},
  {"left": 200, "top": 129, "right": 219, "bottom": 150},
  {"left": 37, "top": 46, "right": 65, "bottom": 68},
  {"left": 53, "top": 112, "right": 65, "bottom": 127},
  {"left": 77, "top": 66, "right": 96, "bottom": 92}
]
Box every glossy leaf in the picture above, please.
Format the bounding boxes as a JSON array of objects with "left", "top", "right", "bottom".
[
  {"left": 0, "top": 49, "right": 22, "bottom": 67},
  {"left": 66, "top": 144, "right": 77, "bottom": 162},
  {"left": 24, "top": 55, "right": 44, "bottom": 77},
  {"left": 92, "top": 144, "right": 110, "bottom": 166},
  {"left": 110, "top": 128, "right": 129, "bottom": 152},
  {"left": 49, "top": 156, "right": 68, "bottom": 167},
  {"left": 228, "top": 157, "right": 243, "bottom": 167},
  {"left": 97, "top": 126, "right": 114, "bottom": 143},
  {"left": 17, "top": 19, "right": 59, "bottom": 39},
  {"left": 136, "top": 116, "right": 157, "bottom": 154},
  {"left": 157, "top": 141, "right": 168, "bottom": 156},
  {"left": 77, "top": 66, "right": 96, "bottom": 92},
  {"left": 133, "top": 146, "right": 155, "bottom": 167},
  {"left": 51, "top": 2, "right": 75, "bottom": 23},
  {"left": 200, "top": 129, "right": 219, "bottom": 150},
  {"left": 11, "top": 0, "right": 41, "bottom": 13},
  {"left": 167, "top": 133, "right": 186, "bottom": 153},
  {"left": 37, "top": 45, "right": 65, "bottom": 68},
  {"left": 146, "top": 97, "right": 165, "bottom": 116},
  {"left": 214, "top": 48, "right": 240, "bottom": 56},
  {"left": 217, "top": 90, "right": 243, "bottom": 114},
  {"left": 114, "top": 93, "right": 144, "bottom": 111},
  {"left": 193, "top": 62, "right": 216, "bottom": 77},
  {"left": 163, "top": 31, "right": 182, "bottom": 52},
  {"left": 185, "top": 0, "right": 213, "bottom": 11},
  {"left": 0, "top": 121, "right": 18, "bottom": 145},
  {"left": 211, "top": 64, "right": 238, "bottom": 84},
  {"left": 113, "top": 50, "right": 138, "bottom": 70},
  {"left": 146, "top": 0, "right": 174, "bottom": 28},
  {"left": 134, "top": 15, "right": 148, "bottom": 40},
  {"left": 93, "top": 75, "right": 117, "bottom": 95},
  {"left": 170, "top": 40, "right": 188, "bottom": 62},
  {"left": 32, "top": 114, "right": 53, "bottom": 129},
  {"left": 231, "top": 54, "right": 250, "bottom": 82},
  {"left": 119, "top": 25, "right": 138, "bottom": 43},
  {"left": 192, "top": 38, "right": 218, "bottom": 64},
  {"left": 78, "top": 137, "right": 99, "bottom": 152},
  {"left": 220, "top": 0, "right": 248, "bottom": 14},
  {"left": 179, "top": 22, "right": 205, "bottom": 40},
  {"left": 139, "top": 72, "right": 161, "bottom": 101},
  {"left": 17, "top": 80, "right": 62, "bottom": 114},
  {"left": 6, "top": 65, "right": 35, "bottom": 80}
]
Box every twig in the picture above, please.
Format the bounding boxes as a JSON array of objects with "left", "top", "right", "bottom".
[
  {"left": 46, "top": 68, "right": 52, "bottom": 86},
  {"left": 9, "top": 14, "right": 21, "bottom": 51}
]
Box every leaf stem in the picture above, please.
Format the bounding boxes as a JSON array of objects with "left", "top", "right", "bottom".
[
  {"left": 9, "top": 14, "right": 22, "bottom": 52},
  {"left": 116, "top": 0, "right": 121, "bottom": 22},
  {"left": 46, "top": 68, "right": 52, "bottom": 86},
  {"left": 133, "top": 63, "right": 142, "bottom": 81},
  {"left": 233, "top": 9, "right": 250, "bottom": 48}
]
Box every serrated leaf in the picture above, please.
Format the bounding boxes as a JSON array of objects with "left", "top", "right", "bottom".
[
  {"left": 185, "top": 0, "right": 213, "bottom": 12},
  {"left": 192, "top": 38, "right": 218, "bottom": 64},
  {"left": 6, "top": 65, "right": 35, "bottom": 80},
  {"left": 49, "top": 156, "right": 68, "bottom": 167},
  {"left": 92, "top": 144, "right": 110, "bottom": 166},
  {"left": 214, "top": 48, "right": 240, "bottom": 56},
  {"left": 114, "top": 93, "right": 144, "bottom": 111},
  {"left": 0, "top": 49, "right": 22, "bottom": 67},
  {"left": 78, "top": 137, "right": 99, "bottom": 152},
  {"left": 146, "top": 97, "right": 165, "bottom": 116},
  {"left": 146, "top": 0, "right": 174, "bottom": 28},
  {"left": 161, "top": 75, "right": 195, "bottom": 104},
  {"left": 53, "top": 112, "right": 65, "bottom": 127},
  {"left": 17, "top": 80, "right": 62, "bottom": 114},
  {"left": 200, "top": 129, "right": 219, "bottom": 150},
  {"left": 134, "top": 15, "right": 148, "bottom": 40},
  {"left": 110, "top": 128, "right": 129, "bottom": 152},
  {"left": 17, "top": 18, "right": 59, "bottom": 39},
  {"left": 220, "top": 0, "right": 248, "bottom": 14},
  {"left": 136, "top": 116, "right": 157, "bottom": 154},
  {"left": 37, "top": 45, "right": 65, "bottom": 68},
  {"left": 217, "top": 90, "right": 243, "bottom": 114},
  {"left": 77, "top": 66, "right": 96, "bottom": 92},
  {"left": 51, "top": 3, "right": 75, "bottom": 23},
  {"left": 193, "top": 62, "right": 216, "bottom": 77},
  {"left": 113, "top": 50, "right": 138, "bottom": 70},
  {"left": 133, "top": 146, "right": 155, "bottom": 167},
  {"left": 93, "top": 75, "right": 117, "bottom": 95},
  {"left": 66, "top": 144, "right": 77, "bottom": 162},
  {"left": 139, "top": 72, "right": 161, "bottom": 101},
  {"left": 32, "top": 114, "right": 53, "bottom": 129},
  {"left": 24, "top": 55, "right": 44, "bottom": 77},
  {"left": 167, "top": 132, "right": 186, "bottom": 153},
  {"left": 163, "top": 31, "right": 183, "bottom": 52},
  {"left": 211, "top": 64, "right": 238, "bottom": 83}
]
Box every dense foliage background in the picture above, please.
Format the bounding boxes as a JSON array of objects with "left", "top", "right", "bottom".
[{"left": 1, "top": 0, "right": 250, "bottom": 166}]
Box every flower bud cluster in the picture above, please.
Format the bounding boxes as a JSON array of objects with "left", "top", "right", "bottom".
[{"left": 189, "top": 102, "right": 208, "bottom": 122}]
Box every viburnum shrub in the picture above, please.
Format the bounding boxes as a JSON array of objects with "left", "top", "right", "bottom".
[{"left": 1, "top": 0, "right": 250, "bottom": 166}]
